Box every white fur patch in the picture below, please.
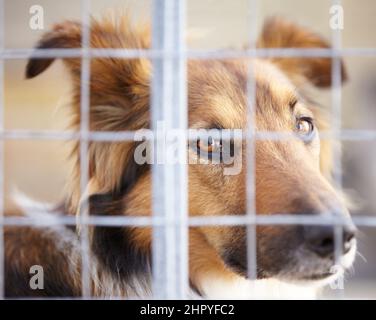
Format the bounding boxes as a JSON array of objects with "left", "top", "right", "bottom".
[
  {"left": 340, "top": 239, "right": 357, "bottom": 269},
  {"left": 12, "top": 189, "right": 64, "bottom": 228},
  {"left": 200, "top": 275, "right": 317, "bottom": 300}
]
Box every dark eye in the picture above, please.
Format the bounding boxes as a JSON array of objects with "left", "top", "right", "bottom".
[
  {"left": 197, "top": 136, "right": 222, "bottom": 154},
  {"left": 296, "top": 117, "right": 315, "bottom": 141},
  {"left": 194, "top": 131, "right": 236, "bottom": 163}
]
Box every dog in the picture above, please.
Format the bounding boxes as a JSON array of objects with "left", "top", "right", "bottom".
[{"left": 4, "top": 14, "right": 357, "bottom": 299}]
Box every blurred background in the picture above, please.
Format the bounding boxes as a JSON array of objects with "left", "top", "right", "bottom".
[{"left": 3, "top": 0, "right": 376, "bottom": 298}]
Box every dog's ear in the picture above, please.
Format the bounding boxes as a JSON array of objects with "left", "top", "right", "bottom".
[
  {"left": 26, "top": 21, "right": 82, "bottom": 78},
  {"left": 25, "top": 17, "right": 151, "bottom": 99},
  {"left": 257, "top": 17, "right": 347, "bottom": 87},
  {"left": 27, "top": 17, "right": 153, "bottom": 214}
]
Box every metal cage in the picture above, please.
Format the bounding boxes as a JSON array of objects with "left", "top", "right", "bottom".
[{"left": 1, "top": 0, "right": 376, "bottom": 299}]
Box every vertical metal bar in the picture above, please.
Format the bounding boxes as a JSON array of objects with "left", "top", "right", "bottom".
[
  {"left": 151, "top": 0, "right": 188, "bottom": 299},
  {"left": 331, "top": 0, "right": 343, "bottom": 187},
  {"left": 172, "top": 0, "right": 189, "bottom": 299},
  {"left": 331, "top": 0, "right": 344, "bottom": 298},
  {"left": 0, "top": 0, "right": 5, "bottom": 300},
  {"left": 79, "top": 0, "right": 91, "bottom": 298},
  {"left": 246, "top": 0, "right": 258, "bottom": 281}
]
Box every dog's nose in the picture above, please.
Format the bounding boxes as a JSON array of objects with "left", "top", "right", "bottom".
[{"left": 303, "top": 225, "right": 356, "bottom": 257}]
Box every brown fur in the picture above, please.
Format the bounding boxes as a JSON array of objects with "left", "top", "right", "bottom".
[{"left": 5, "top": 14, "right": 352, "bottom": 298}]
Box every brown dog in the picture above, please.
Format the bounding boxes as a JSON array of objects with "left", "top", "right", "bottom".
[{"left": 4, "top": 15, "right": 356, "bottom": 298}]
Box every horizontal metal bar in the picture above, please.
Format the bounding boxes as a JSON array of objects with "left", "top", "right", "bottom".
[
  {"left": 0, "top": 130, "right": 133, "bottom": 141},
  {"left": 2, "top": 129, "right": 376, "bottom": 142},
  {"left": 1, "top": 48, "right": 162, "bottom": 60},
  {"left": 3, "top": 47, "right": 376, "bottom": 60},
  {"left": 2, "top": 213, "right": 376, "bottom": 227}
]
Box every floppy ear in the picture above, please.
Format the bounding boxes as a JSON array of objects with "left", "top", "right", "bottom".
[
  {"left": 257, "top": 17, "right": 347, "bottom": 87},
  {"left": 25, "top": 21, "right": 82, "bottom": 79},
  {"left": 26, "top": 15, "right": 151, "bottom": 110},
  {"left": 25, "top": 17, "right": 151, "bottom": 100}
]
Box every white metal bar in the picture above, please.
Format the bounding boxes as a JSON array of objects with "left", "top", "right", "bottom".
[
  {"left": 151, "top": 0, "right": 187, "bottom": 299},
  {"left": 331, "top": 0, "right": 344, "bottom": 298},
  {"left": 151, "top": 0, "right": 175, "bottom": 300},
  {"left": 171, "top": 0, "right": 188, "bottom": 300},
  {"left": 1, "top": 213, "right": 373, "bottom": 228},
  {"left": 2, "top": 129, "right": 376, "bottom": 142},
  {"left": 246, "top": 0, "right": 258, "bottom": 281},
  {"left": 79, "top": 0, "right": 91, "bottom": 298},
  {"left": 0, "top": 0, "right": 4, "bottom": 299},
  {"left": 331, "top": 0, "right": 344, "bottom": 190},
  {"left": 4, "top": 47, "right": 376, "bottom": 60}
]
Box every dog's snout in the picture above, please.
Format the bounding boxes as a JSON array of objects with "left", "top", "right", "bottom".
[{"left": 303, "top": 225, "right": 356, "bottom": 257}]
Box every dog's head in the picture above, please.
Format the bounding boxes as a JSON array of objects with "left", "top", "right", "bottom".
[{"left": 26, "top": 16, "right": 356, "bottom": 285}]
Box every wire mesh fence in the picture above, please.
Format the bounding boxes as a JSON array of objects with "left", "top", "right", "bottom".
[{"left": 0, "top": 0, "right": 376, "bottom": 299}]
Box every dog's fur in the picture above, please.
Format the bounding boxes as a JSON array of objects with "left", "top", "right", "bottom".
[{"left": 4, "top": 15, "right": 356, "bottom": 299}]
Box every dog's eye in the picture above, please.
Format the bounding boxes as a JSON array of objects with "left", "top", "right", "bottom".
[
  {"left": 197, "top": 136, "right": 222, "bottom": 154},
  {"left": 296, "top": 117, "right": 315, "bottom": 141}
]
